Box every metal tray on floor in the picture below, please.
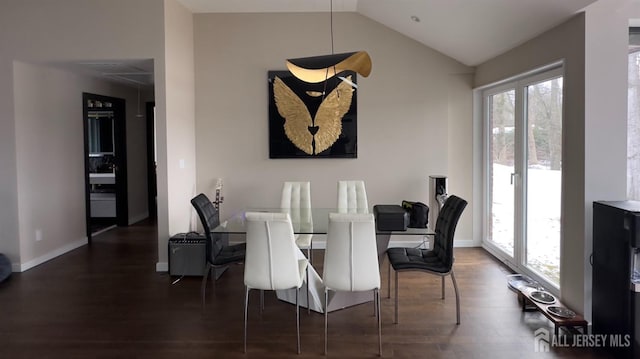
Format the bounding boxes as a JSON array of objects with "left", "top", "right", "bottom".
[
  {"left": 506, "top": 274, "right": 539, "bottom": 292},
  {"left": 530, "top": 290, "right": 556, "bottom": 304},
  {"left": 547, "top": 306, "right": 576, "bottom": 319}
]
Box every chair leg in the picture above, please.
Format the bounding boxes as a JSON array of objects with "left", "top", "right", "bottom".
[
  {"left": 201, "top": 263, "right": 212, "bottom": 307},
  {"left": 373, "top": 289, "right": 377, "bottom": 317},
  {"left": 441, "top": 276, "right": 445, "bottom": 300},
  {"left": 260, "top": 290, "right": 264, "bottom": 315},
  {"left": 376, "top": 288, "right": 382, "bottom": 356},
  {"left": 394, "top": 270, "right": 399, "bottom": 324},
  {"left": 211, "top": 265, "right": 217, "bottom": 294},
  {"left": 387, "top": 261, "right": 391, "bottom": 299},
  {"left": 309, "top": 241, "right": 313, "bottom": 265},
  {"left": 324, "top": 290, "right": 329, "bottom": 355},
  {"left": 451, "top": 271, "right": 461, "bottom": 325},
  {"left": 244, "top": 286, "right": 249, "bottom": 353},
  {"left": 307, "top": 266, "right": 310, "bottom": 314},
  {"left": 296, "top": 287, "right": 301, "bottom": 354}
]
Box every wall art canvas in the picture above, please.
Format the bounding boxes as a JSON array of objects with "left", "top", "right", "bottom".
[{"left": 268, "top": 70, "right": 357, "bottom": 158}]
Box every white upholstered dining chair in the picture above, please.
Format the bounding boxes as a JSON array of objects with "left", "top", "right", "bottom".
[
  {"left": 323, "top": 212, "right": 381, "bottom": 356},
  {"left": 243, "top": 212, "right": 309, "bottom": 354},
  {"left": 281, "top": 181, "right": 314, "bottom": 263},
  {"left": 337, "top": 180, "right": 369, "bottom": 214}
]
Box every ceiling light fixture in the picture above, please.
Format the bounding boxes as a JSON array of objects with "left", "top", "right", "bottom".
[{"left": 285, "top": 0, "right": 372, "bottom": 84}]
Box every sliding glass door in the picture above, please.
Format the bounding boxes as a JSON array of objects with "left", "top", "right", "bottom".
[
  {"left": 483, "top": 66, "right": 563, "bottom": 289},
  {"left": 524, "top": 76, "right": 562, "bottom": 286},
  {"left": 487, "top": 87, "right": 516, "bottom": 259}
]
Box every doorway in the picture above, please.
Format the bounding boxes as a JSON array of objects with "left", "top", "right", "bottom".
[
  {"left": 83, "top": 92, "right": 128, "bottom": 242},
  {"left": 146, "top": 101, "right": 157, "bottom": 220},
  {"left": 482, "top": 65, "right": 564, "bottom": 291}
]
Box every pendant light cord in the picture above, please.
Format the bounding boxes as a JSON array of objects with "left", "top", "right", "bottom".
[
  {"left": 322, "top": 0, "right": 337, "bottom": 100},
  {"left": 330, "top": 0, "right": 334, "bottom": 55}
]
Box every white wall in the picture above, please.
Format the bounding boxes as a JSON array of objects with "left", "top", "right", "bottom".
[
  {"left": 126, "top": 85, "right": 152, "bottom": 225},
  {"left": 192, "top": 12, "right": 475, "bottom": 247},
  {"left": 156, "top": 0, "right": 196, "bottom": 270},
  {"left": 583, "top": 0, "right": 634, "bottom": 321},
  {"left": 0, "top": 57, "right": 21, "bottom": 265},
  {"left": 13, "top": 61, "right": 148, "bottom": 270},
  {"left": 448, "top": 73, "right": 475, "bottom": 237},
  {"left": 0, "top": 0, "right": 167, "bottom": 270}
]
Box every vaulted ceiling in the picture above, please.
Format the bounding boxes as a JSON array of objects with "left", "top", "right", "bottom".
[
  {"left": 65, "top": 0, "right": 600, "bottom": 88},
  {"left": 177, "top": 0, "right": 599, "bottom": 67}
]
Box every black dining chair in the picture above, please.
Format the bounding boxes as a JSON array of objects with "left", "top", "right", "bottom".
[
  {"left": 386, "top": 195, "right": 467, "bottom": 324},
  {"left": 191, "top": 193, "right": 246, "bottom": 306}
]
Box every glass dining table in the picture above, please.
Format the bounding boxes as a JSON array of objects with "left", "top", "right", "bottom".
[{"left": 212, "top": 208, "right": 434, "bottom": 313}]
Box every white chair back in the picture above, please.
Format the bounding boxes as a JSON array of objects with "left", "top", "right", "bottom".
[
  {"left": 280, "top": 181, "right": 313, "bottom": 233},
  {"left": 337, "top": 180, "right": 369, "bottom": 213},
  {"left": 281, "top": 181, "right": 311, "bottom": 209},
  {"left": 244, "top": 212, "right": 303, "bottom": 290},
  {"left": 323, "top": 212, "right": 380, "bottom": 292}
]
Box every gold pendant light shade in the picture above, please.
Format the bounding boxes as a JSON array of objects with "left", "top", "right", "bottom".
[{"left": 286, "top": 51, "right": 372, "bottom": 83}]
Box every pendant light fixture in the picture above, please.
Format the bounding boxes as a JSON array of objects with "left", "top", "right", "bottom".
[{"left": 285, "top": 0, "right": 372, "bottom": 84}]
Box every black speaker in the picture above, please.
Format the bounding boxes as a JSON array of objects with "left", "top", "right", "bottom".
[{"left": 169, "top": 233, "right": 206, "bottom": 276}]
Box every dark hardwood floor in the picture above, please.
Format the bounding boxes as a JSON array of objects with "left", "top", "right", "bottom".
[{"left": 0, "top": 221, "right": 613, "bottom": 358}]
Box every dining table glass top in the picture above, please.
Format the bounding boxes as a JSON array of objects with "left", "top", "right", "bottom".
[{"left": 211, "top": 208, "right": 434, "bottom": 236}]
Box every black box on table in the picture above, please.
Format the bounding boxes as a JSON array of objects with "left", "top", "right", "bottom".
[{"left": 373, "top": 205, "right": 409, "bottom": 231}]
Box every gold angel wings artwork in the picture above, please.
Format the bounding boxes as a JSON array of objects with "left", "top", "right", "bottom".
[{"left": 273, "top": 75, "right": 354, "bottom": 155}]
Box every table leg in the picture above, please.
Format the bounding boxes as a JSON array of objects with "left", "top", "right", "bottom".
[
  {"left": 277, "top": 234, "right": 395, "bottom": 313},
  {"left": 376, "top": 233, "right": 391, "bottom": 266}
]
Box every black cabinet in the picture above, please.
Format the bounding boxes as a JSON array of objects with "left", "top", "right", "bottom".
[{"left": 592, "top": 201, "right": 640, "bottom": 358}]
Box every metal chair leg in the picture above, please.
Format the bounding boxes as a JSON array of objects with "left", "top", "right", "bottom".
[
  {"left": 260, "top": 290, "right": 264, "bottom": 315},
  {"left": 441, "top": 276, "right": 445, "bottom": 299},
  {"left": 376, "top": 288, "right": 382, "bottom": 356},
  {"left": 451, "top": 271, "right": 461, "bottom": 325},
  {"left": 307, "top": 266, "right": 310, "bottom": 314},
  {"left": 387, "top": 261, "right": 391, "bottom": 299},
  {"left": 244, "top": 286, "right": 249, "bottom": 353},
  {"left": 211, "top": 265, "right": 217, "bottom": 294},
  {"left": 201, "top": 263, "right": 212, "bottom": 307},
  {"left": 373, "top": 289, "right": 377, "bottom": 317},
  {"left": 296, "top": 288, "right": 301, "bottom": 354},
  {"left": 324, "top": 290, "right": 329, "bottom": 355},
  {"left": 394, "top": 270, "right": 399, "bottom": 324}
]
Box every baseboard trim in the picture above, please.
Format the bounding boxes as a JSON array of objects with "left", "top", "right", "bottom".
[
  {"left": 156, "top": 262, "right": 168, "bottom": 272},
  {"left": 17, "top": 237, "right": 88, "bottom": 272},
  {"left": 454, "top": 239, "right": 479, "bottom": 247},
  {"left": 129, "top": 212, "right": 149, "bottom": 225}
]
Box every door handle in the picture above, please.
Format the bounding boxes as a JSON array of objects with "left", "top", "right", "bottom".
[{"left": 510, "top": 173, "right": 516, "bottom": 185}]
